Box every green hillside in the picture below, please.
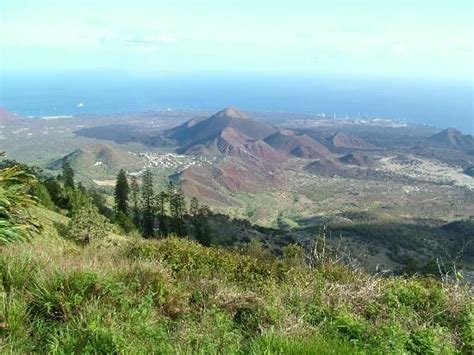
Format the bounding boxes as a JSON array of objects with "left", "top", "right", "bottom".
[
  {"left": 0, "top": 213, "right": 472, "bottom": 353},
  {"left": 48, "top": 144, "right": 143, "bottom": 179},
  {"left": 0, "top": 164, "right": 472, "bottom": 354}
]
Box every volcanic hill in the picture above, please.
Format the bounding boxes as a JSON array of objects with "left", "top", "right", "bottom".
[
  {"left": 49, "top": 144, "right": 143, "bottom": 174},
  {"left": 166, "top": 107, "right": 338, "bottom": 162},
  {"left": 330, "top": 131, "right": 375, "bottom": 150},
  {"left": 166, "top": 107, "right": 286, "bottom": 161},
  {"left": 428, "top": 128, "right": 474, "bottom": 150},
  {"left": 264, "top": 129, "right": 332, "bottom": 159},
  {"left": 338, "top": 152, "right": 372, "bottom": 166}
]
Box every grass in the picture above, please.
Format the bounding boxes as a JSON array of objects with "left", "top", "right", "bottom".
[{"left": 0, "top": 210, "right": 472, "bottom": 354}]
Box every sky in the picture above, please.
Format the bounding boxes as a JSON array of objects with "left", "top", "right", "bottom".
[{"left": 0, "top": 0, "right": 473, "bottom": 79}]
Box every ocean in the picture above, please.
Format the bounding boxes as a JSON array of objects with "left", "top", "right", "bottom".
[{"left": 0, "top": 72, "right": 472, "bottom": 134}]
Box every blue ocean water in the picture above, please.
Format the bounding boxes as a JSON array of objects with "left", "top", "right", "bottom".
[{"left": 0, "top": 72, "right": 472, "bottom": 134}]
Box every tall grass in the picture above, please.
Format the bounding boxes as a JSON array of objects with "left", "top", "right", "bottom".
[{"left": 1, "top": 230, "right": 472, "bottom": 354}]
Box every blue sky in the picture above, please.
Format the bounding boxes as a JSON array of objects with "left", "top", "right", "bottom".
[{"left": 1, "top": 0, "right": 473, "bottom": 79}]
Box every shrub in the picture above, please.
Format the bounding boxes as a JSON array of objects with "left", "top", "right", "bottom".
[
  {"left": 66, "top": 202, "right": 112, "bottom": 245},
  {"left": 114, "top": 211, "right": 136, "bottom": 234},
  {"left": 282, "top": 243, "right": 305, "bottom": 267},
  {"left": 27, "top": 271, "right": 106, "bottom": 322},
  {"left": 0, "top": 166, "right": 39, "bottom": 243}
]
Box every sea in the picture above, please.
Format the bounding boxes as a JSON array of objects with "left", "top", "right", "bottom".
[{"left": 0, "top": 72, "right": 472, "bottom": 134}]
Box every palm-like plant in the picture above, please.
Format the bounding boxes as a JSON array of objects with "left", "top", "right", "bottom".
[{"left": 0, "top": 164, "right": 40, "bottom": 243}]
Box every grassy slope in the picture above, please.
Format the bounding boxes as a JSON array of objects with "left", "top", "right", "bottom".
[{"left": 0, "top": 208, "right": 473, "bottom": 354}]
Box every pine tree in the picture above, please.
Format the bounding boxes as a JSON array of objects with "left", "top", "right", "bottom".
[
  {"left": 140, "top": 169, "right": 155, "bottom": 238},
  {"left": 166, "top": 181, "right": 175, "bottom": 201},
  {"left": 129, "top": 176, "right": 140, "bottom": 227},
  {"left": 157, "top": 190, "right": 169, "bottom": 237},
  {"left": 114, "top": 169, "right": 129, "bottom": 214},
  {"left": 62, "top": 160, "right": 75, "bottom": 188},
  {"left": 169, "top": 185, "right": 187, "bottom": 237}
]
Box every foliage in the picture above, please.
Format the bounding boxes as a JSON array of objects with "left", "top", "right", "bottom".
[
  {"left": 0, "top": 166, "right": 40, "bottom": 243},
  {"left": 43, "top": 177, "right": 64, "bottom": 208},
  {"left": 167, "top": 182, "right": 187, "bottom": 237},
  {"left": 114, "top": 210, "right": 136, "bottom": 234},
  {"left": 282, "top": 243, "right": 306, "bottom": 267},
  {"left": 114, "top": 169, "right": 129, "bottom": 214},
  {"left": 190, "top": 197, "right": 212, "bottom": 246},
  {"left": 88, "top": 188, "right": 114, "bottom": 220},
  {"left": 156, "top": 190, "right": 169, "bottom": 237},
  {"left": 140, "top": 169, "right": 155, "bottom": 238},
  {"left": 66, "top": 199, "right": 112, "bottom": 245},
  {"left": 129, "top": 176, "right": 140, "bottom": 227},
  {"left": 61, "top": 160, "right": 75, "bottom": 189},
  {"left": 0, "top": 234, "right": 471, "bottom": 353},
  {"left": 29, "top": 182, "right": 55, "bottom": 210},
  {"left": 0, "top": 162, "right": 471, "bottom": 353}
]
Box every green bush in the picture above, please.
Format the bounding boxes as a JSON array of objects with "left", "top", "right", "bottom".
[{"left": 66, "top": 202, "right": 112, "bottom": 245}]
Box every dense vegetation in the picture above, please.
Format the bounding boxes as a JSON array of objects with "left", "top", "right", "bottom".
[
  {"left": 0, "top": 162, "right": 39, "bottom": 243},
  {"left": 1, "top": 230, "right": 472, "bottom": 353},
  {"left": 1, "top": 158, "right": 212, "bottom": 244},
  {"left": 0, "top": 161, "right": 473, "bottom": 353}
]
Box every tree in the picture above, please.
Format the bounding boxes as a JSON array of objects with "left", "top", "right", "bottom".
[
  {"left": 62, "top": 160, "right": 75, "bottom": 188},
  {"left": 189, "top": 197, "right": 200, "bottom": 217},
  {"left": 140, "top": 169, "right": 155, "bottom": 238},
  {"left": 67, "top": 186, "right": 90, "bottom": 214},
  {"left": 190, "top": 197, "right": 212, "bottom": 246},
  {"left": 129, "top": 176, "right": 141, "bottom": 227},
  {"left": 67, "top": 199, "right": 111, "bottom": 245},
  {"left": 114, "top": 169, "right": 129, "bottom": 214},
  {"left": 166, "top": 181, "right": 175, "bottom": 202},
  {"left": 157, "top": 190, "right": 169, "bottom": 237},
  {"left": 168, "top": 184, "right": 187, "bottom": 237},
  {"left": 43, "top": 176, "right": 72, "bottom": 210}
]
